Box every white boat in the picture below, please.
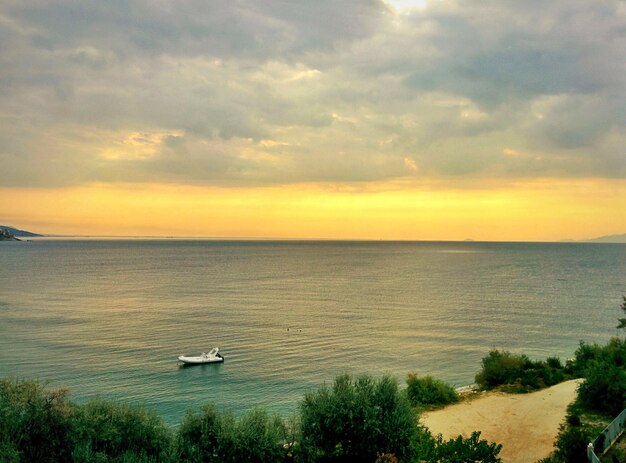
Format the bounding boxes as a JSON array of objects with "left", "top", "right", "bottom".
[{"left": 178, "top": 347, "right": 224, "bottom": 365}]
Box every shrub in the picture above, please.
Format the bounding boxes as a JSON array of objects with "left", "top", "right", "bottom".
[
  {"left": 176, "top": 403, "right": 220, "bottom": 462},
  {"left": 578, "top": 359, "right": 626, "bottom": 416},
  {"left": 475, "top": 350, "right": 568, "bottom": 391},
  {"left": 475, "top": 350, "right": 526, "bottom": 389},
  {"left": 299, "top": 374, "right": 418, "bottom": 463},
  {"left": 406, "top": 374, "right": 459, "bottom": 407},
  {"left": 72, "top": 398, "right": 172, "bottom": 462},
  {"left": 0, "top": 378, "right": 75, "bottom": 463},
  {"left": 177, "top": 404, "right": 285, "bottom": 463},
  {"left": 569, "top": 341, "right": 604, "bottom": 377},
  {"left": 547, "top": 356, "right": 563, "bottom": 369},
  {"left": 570, "top": 338, "right": 626, "bottom": 377},
  {"left": 429, "top": 431, "right": 503, "bottom": 463},
  {"left": 223, "top": 408, "right": 285, "bottom": 463},
  {"left": 604, "top": 337, "right": 626, "bottom": 367},
  {"left": 0, "top": 441, "right": 20, "bottom": 463}
]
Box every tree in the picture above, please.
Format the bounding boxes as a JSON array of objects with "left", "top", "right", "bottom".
[
  {"left": 0, "top": 379, "right": 75, "bottom": 463},
  {"left": 177, "top": 405, "right": 285, "bottom": 463},
  {"left": 617, "top": 295, "right": 626, "bottom": 330},
  {"left": 72, "top": 398, "right": 171, "bottom": 462},
  {"left": 299, "top": 374, "right": 418, "bottom": 463},
  {"left": 578, "top": 359, "right": 626, "bottom": 416}
]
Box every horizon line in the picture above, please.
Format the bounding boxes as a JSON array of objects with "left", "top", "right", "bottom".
[{"left": 22, "top": 235, "right": 621, "bottom": 244}]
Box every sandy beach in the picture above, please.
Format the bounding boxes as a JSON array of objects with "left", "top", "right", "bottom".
[{"left": 421, "top": 379, "right": 581, "bottom": 463}]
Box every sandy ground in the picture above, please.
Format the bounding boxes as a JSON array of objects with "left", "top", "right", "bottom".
[{"left": 421, "top": 379, "right": 581, "bottom": 463}]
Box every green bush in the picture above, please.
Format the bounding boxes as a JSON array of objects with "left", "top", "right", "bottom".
[
  {"left": 475, "top": 350, "right": 568, "bottom": 391},
  {"left": 177, "top": 404, "right": 285, "bottom": 463},
  {"left": 0, "top": 378, "right": 76, "bottom": 463},
  {"left": 299, "top": 374, "right": 418, "bottom": 463},
  {"left": 221, "top": 408, "right": 285, "bottom": 463},
  {"left": 72, "top": 398, "right": 172, "bottom": 462},
  {"left": 176, "top": 403, "right": 220, "bottom": 462},
  {"left": 417, "top": 431, "right": 503, "bottom": 463},
  {"left": 569, "top": 342, "right": 604, "bottom": 377},
  {"left": 547, "top": 356, "right": 563, "bottom": 369},
  {"left": 475, "top": 350, "right": 526, "bottom": 389},
  {"left": 578, "top": 359, "right": 626, "bottom": 416},
  {"left": 405, "top": 374, "right": 459, "bottom": 407},
  {"left": 570, "top": 338, "right": 626, "bottom": 377},
  {"left": 435, "top": 431, "right": 503, "bottom": 463}
]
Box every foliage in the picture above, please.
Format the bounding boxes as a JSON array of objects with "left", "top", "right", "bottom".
[
  {"left": 616, "top": 295, "right": 626, "bottom": 330},
  {"left": 578, "top": 359, "right": 626, "bottom": 416},
  {"left": 177, "top": 404, "right": 286, "bottom": 463},
  {"left": 72, "top": 398, "right": 172, "bottom": 462},
  {"left": 417, "top": 431, "right": 503, "bottom": 463},
  {"left": 0, "top": 372, "right": 508, "bottom": 463},
  {"left": 545, "top": 411, "right": 598, "bottom": 463},
  {"left": 298, "top": 374, "right": 418, "bottom": 463},
  {"left": 569, "top": 338, "right": 626, "bottom": 377},
  {"left": 405, "top": 374, "right": 459, "bottom": 408},
  {"left": 0, "top": 378, "right": 76, "bottom": 463},
  {"left": 546, "top": 356, "right": 563, "bottom": 369},
  {"left": 475, "top": 350, "right": 523, "bottom": 389},
  {"left": 474, "top": 350, "right": 567, "bottom": 392}
]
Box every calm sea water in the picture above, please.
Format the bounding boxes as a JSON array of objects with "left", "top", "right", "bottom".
[{"left": 1, "top": 239, "right": 625, "bottom": 426}]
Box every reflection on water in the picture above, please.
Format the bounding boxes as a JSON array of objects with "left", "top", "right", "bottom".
[{"left": 1, "top": 239, "right": 625, "bottom": 425}]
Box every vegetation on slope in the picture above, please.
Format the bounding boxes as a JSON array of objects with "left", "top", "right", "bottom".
[
  {"left": 405, "top": 374, "right": 459, "bottom": 408},
  {"left": 538, "top": 296, "right": 626, "bottom": 463},
  {"left": 475, "top": 350, "right": 568, "bottom": 393},
  {"left": 0, "top": 374, "right": 503, "bottom": 463}
]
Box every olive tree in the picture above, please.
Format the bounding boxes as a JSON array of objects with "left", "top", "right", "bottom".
[{"left": 299, "top": 374, "right": 418, "bottom": 463}]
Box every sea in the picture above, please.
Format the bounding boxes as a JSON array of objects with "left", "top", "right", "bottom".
[{"left": 1, "top": 239, "right": 625, "bottom": 426}]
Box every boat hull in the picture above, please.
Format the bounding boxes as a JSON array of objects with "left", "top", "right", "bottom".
[{"left": 177, "top": 355, "right": 224, "bottom": 365}]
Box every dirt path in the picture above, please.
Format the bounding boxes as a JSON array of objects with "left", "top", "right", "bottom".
[{"left": 421, "top": 379, "right": 581, "bottom": 463}]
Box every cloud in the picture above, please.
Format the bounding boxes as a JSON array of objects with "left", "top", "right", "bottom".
[{"left": 0, "top": 0, "right": 624, "bottom": 188}]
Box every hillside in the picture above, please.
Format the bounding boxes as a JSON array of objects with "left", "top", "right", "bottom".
[
  {"left": 0, "top": 228, "right": 20, "bottom": 241},
  {"left": 0, "top": 225, "right": 42, "bottom": 237}
]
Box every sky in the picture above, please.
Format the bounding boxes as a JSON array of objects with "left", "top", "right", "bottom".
[{"left": 1, "top": 0, "right": 625, "bottom": 240}]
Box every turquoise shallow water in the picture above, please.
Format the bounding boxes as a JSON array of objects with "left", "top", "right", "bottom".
[{"left": 1, "top": 239, "right": 625, "bottom": 426}]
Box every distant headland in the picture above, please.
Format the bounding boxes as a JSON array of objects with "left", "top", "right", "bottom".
[
  {"left": 0, "top": 225, "right": 42, "bottom": 241},
  {"left": 585, "top": 233, "right": 626, "bottom": 243}
]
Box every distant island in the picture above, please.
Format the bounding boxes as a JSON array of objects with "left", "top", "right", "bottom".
[
  {"left": 586, "top": 233, "right": 626, "bottom": 243},
  {"left": 560, "top": 233, "right": 626, "bottom": 244},
  {"left": 0, "top": 225, "right": 42, "bottom": 241}
]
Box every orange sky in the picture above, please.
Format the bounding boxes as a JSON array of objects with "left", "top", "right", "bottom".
[{"left": 3, "top": 178, "right": 624, "bottom": 241}]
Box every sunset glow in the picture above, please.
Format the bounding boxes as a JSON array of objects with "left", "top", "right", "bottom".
[
  {"left": 1, "top": 1, "right": 624, "bottom": 240},
  {"left": 3, "top": 178, "right": 624, "bottom": 241}
]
